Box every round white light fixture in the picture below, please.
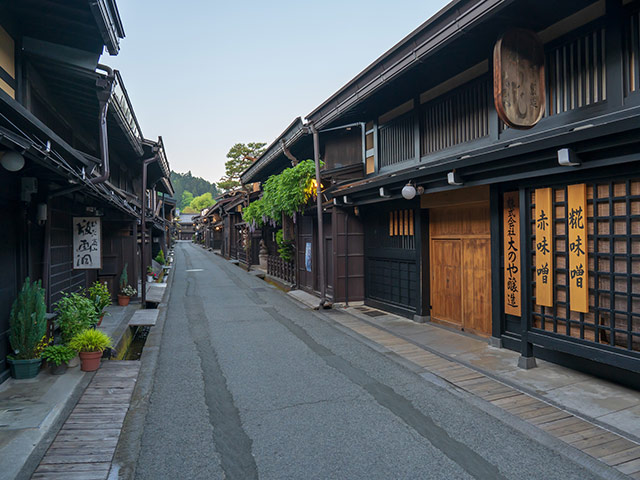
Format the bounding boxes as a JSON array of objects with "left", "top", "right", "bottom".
[
  {"left": 0, "top": 150, "right": 25, "bottom": 172},
  {"left": 401, "top": 182, "right": 417, "bottom": 200}
]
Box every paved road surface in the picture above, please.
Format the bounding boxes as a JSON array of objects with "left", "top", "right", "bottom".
[{"left": 133, "top": 242, "right": 608, "bottom": 480}]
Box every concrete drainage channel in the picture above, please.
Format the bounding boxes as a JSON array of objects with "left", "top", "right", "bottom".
[{"left": 112, "top": 325, "right": 152, "bottom": 361}]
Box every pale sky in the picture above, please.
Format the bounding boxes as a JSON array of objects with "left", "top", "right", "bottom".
[{"left": 106, "top": 1, "right": 447, "bottom": 185}]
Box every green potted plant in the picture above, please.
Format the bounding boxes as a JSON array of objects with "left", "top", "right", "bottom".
[
  {"left": 41, "top": 344, "right": 76, "bottom": 375},
  {"left": 155, "top": 249, "right": 166, "bottom": 265},
  {"left": 55, "top": 292, "right": 98, "bottom": 344},
  {"left": 146, "top": 266, "right": 155, "bottom": 283},
  {"left": 68, "top": 329, "right": 112, "bottom": 372},
  {"left": 118, "top": 263, "right": 136, "bottom": 306},
  {"left": 7, "top": 278, "right": 47, "bottom": 379},
  {"left": 87, "top": 281, "right": 111, "bottom": 326}
]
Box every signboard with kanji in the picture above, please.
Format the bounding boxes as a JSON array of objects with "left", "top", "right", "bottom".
[
  {"left": 567, "top": 184, "right": 589, "bottom": 313},
  {"left": 503, "top": 192, "right": 521, "bottom": 316},
  {"left": 535, "top": 188, "right": 553, "bottom": 307},
  {"left": 73, "top": 217, "right": 102, "bottom": 269},
  {"left": 493, "top": 28, "right": 545, "bottom": 129}
]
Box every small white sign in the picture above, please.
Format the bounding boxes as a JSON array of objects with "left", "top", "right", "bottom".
[{"left": 73, "top": 217, "right": 101, "bottom": 269}]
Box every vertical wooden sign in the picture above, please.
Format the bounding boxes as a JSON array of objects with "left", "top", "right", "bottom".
[
  {"left": 535, "top": 188, "right": 553, "bottom": 307},
  {"left": 503, "top": 192, "right": 521, "bottom": 316},
  {"left": 568, "top": 184, "right": 589, "bottom": 313}
]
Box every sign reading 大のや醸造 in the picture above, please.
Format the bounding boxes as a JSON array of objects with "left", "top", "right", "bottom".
[
  {"left": 503, "top": 192, "right": 521, "bottom": 316},
  {"left": 73, "top": 217, "right": 101, "bottom": 269}
]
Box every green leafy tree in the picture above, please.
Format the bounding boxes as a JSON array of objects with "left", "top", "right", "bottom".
[
  {"left": 189, "top": 192, "right": 215, "bottom": 212},
  {"left": 182, "top": 206, "right": 197, "bottom": 214},
  {"left": 171, "top": 171, "right": 218, "bottom": 210},
  {"left": 217, "top": 142, "right": 267, "bottom": 191},
  {"left": 180, "top": 190, "right": 194, "bottom": 211}
]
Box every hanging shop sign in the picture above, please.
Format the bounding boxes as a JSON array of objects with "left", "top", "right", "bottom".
[
  {"left": 567, "top": 184, "right": 589, "bottom": 313},
  {"left": 73, "top": 217, "right": 102, "bottom": 269},
  {"left": 493, "top": 28, "right": 545, "bottom": 129},
  {"left": 503, "top": 192, "right": 521, "bottom": 316},
  {"left": 535, "top": 188, "right": 553, "bottom": 307}
]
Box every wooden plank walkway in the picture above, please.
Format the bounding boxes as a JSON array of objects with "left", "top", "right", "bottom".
[
  {"left": 332, "top": 309, "right": 640, "bottom": 479},
  {"left": 32, "top": 361, "right": 140, "bottom": 480}
]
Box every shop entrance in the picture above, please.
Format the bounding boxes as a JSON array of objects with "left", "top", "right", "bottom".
[{"left": 426, "top": 187, "right": 492, "bottom": 336}]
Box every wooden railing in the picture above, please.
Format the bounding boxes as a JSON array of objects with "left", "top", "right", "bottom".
[{"left": 267, "top": 255, "right": 295, "bottom": 284}]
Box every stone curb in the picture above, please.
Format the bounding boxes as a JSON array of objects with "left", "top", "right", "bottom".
[{"left": 108, "top": 256, "right": 176, "bottom": 480}]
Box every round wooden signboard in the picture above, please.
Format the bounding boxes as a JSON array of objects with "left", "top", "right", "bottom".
[{"left": 493, "top": 28, "right": 545, "bottom": 129}]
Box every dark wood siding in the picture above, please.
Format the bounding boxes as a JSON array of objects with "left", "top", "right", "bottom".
[
  {"left": 323, "top": 131, "right": 362, "bottom": 170},
  {"left": 332, "top": 208, "right": 364, "bottom": 303},
  {"left": 363, "top": 203, "right": 419, "bottom": 316},
  {"left": 49, "top": 198, "right": 91, "bottom": 306}
]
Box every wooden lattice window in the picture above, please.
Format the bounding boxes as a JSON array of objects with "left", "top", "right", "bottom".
[
  {"left": 546, "top": 27, "right": 607, "bottom": 115},
  {"left": 624, "top": 7, "right": 640, "bottom": 95},
  {"left": 530, "top": 180, "right": 640, "bottom": 353}
]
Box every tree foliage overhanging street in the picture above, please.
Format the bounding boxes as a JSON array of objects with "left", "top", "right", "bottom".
[{"left": 217, "top": 142, "right": 267, "bottom": 192}]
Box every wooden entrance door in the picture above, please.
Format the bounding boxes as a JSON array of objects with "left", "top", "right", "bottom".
[
  {"left": 430, "top": 240, "right": 462, "bottom": 326},
  {"left": 429, "top": 201, "right": 492, "bottom": 336}
]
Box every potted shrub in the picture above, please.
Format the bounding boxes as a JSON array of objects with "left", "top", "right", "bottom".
[
  {"left": 155, "top": 249, "right": 165, "bottom": 265},
  {"left": 69, "top": 329, "right": 112, "bottom": 372},
  {"left": 117, "top": 263, "right": 136, "bottom": 306},
  {"left": 87, "top": 281, "right": 111, "bottom": 326},
  {"left": 146, "top": 266, "right": 154, "bottom": 283},
  {"left": 55, "top": 292, "right": 98, "bottom": 344},
  {"left": 41, "top": 344, "right": 76, "bottom": 375},
  {"left": 7, "top": 278, "right": 47, "bottom": 379}
]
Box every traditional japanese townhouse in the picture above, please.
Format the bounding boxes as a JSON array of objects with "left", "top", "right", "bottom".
[
  {"left": 177, "top": 213, "right": 196, "bottom": 240},
  {"left": 240, "top": 117, "right": 366, "bottom": 303},
  {"left": 304, "top": 0, "right": 640, "bottom": 386},
  {"left": 0, "top": 0, "right": 173, "bottom": 382}
]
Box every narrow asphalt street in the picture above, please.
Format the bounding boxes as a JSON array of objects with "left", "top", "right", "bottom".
[{"left": 133, "top": 241, "right": 606, "bottom": 480}]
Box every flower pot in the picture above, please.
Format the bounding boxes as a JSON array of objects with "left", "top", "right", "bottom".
[
  {"left": 147, "top": 275, "right": 154, "bottom": 283},
  {"left": 7, "top": 358, "right": 42, "bottom": 379},
  {"left": 50, "top": 362, "right": 68, "bottom": 375},
  {"left": 79, "top": 351, "right": 102, "bottom": 372},
  {"left": 117, "top": 294, "right": 130, "bottom": 306},
  {"left": 68, "top": 355, "right": 80, "bottom": 368}
]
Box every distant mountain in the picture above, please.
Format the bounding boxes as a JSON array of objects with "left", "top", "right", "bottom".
[{"left": 171, "top": 171, "right": 219, "bottom": 210}]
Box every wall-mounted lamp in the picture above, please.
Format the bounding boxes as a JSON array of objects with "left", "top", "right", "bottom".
[
  {"left": 401, "top": 182, "right": 416, "bottom": 200},
  {"left": 447, "top": 170, "right": 464, "bottom": 186},
  {"left": 0, "top": 150, "right": 25, "bottom": 172},
  {"left": 558, "top": 148, "right": 581, "bottom": 167}
]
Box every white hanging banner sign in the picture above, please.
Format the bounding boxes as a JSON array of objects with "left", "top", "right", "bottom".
[{"left": 73, "top": 217, "right": 102, "bottom": 269}]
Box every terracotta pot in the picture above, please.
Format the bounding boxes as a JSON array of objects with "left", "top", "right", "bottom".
[
  {"left": 117, "top": 295, "right": 130, "bottom": 306},
  {"left": 79, "top": 351, "right": 102, "bottom": 372}
]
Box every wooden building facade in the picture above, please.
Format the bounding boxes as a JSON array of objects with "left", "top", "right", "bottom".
[
  {"left": 244, "top": 0, "right": 640, "bottom": 387},
  {"left": 0, "top": 0, "right": 173, "bottom": 383}
]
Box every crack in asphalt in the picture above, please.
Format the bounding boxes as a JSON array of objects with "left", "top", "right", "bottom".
[
  {"left": 262, "top": 306, "right": 508, "bottom": 480},
  {"left": 183, "top": 250, "right": 258, "bottom": 480}
]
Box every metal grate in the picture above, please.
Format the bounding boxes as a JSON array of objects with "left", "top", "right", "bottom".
[
  {"left": 546, "top": 27, "right": 606, "bottom": 115},
  {"left": 420, "top": 78, "right": 489, "bottom": 155},
  {"left": 378, "top": 114, "right": 415, "bottom": 168},
  {"left": 530, "top": 180, "right": 640, "bottom": 353}
]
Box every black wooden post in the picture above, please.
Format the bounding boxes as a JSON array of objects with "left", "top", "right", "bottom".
[{"left": 518, "top": 186, "right": 536, "bottom": 369}]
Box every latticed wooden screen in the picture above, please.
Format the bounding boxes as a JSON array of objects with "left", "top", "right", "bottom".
[{"left": 530, "top": 179, "right": 640, "bottom": 353}]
